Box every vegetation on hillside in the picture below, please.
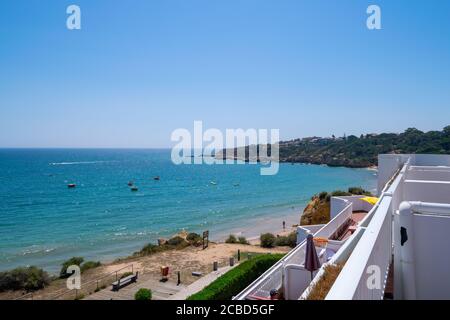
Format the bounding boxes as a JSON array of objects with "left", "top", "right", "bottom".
[
  {"left": 0, "top": 266, "right": 50, "bottom": 292},
  {"left": 59, "top": 257, "right": 102, "bottom": 278},
  {"left": 220, "top": 126, "right": 450, "bottom": 168},
  {"left": 300, "top": 187, "right": 372, "bottom": 225},
  {"left": 280, "top": 126, "right": 450, "bottom": 167}
]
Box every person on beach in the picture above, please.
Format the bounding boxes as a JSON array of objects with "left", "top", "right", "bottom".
[{"left": 283, "top": 221, "right": 286, "bottom": 230}]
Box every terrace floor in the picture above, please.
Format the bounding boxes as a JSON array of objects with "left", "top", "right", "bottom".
[{"left": 331, "top": 211, "right": 367, "bottom": 241}]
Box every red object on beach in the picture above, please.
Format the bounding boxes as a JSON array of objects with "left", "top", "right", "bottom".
[{"left": 161, "top": 266, "right": 169, "bottom": 277}]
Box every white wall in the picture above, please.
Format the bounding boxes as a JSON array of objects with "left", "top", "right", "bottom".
[
  {"left": 297, "top": 224, "right": 324, "bottom": 244},
  {"left": 399, "top": 203, "right": 450, "bottom": 299},
  {"left": 331, "top": 196, "right": 373, "bottom": 220},
  {"left": 406, "top": 168, "right": 450, "bottom": 181},
  {"left": 413, "top": 214, "right": 450, "bottom": 299},
  {"left": 404, "top": 180, "right": 450, "bottom": 204}
]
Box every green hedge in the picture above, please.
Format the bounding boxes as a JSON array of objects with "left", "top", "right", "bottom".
[{"left": 187, "top": 253, "right": 284, "bottom": 300}]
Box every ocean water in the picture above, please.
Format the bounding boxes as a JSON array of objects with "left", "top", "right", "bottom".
[{"left": 0, "top": 149, "right": 377, "bottom": 273}]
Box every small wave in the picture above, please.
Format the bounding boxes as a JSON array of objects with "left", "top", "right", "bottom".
[
  {"left": 49, "top": 161, "right": 114, "bottom": 166},
  {"left": 22, "top": 247, "right": 56, "bottom": 256}
]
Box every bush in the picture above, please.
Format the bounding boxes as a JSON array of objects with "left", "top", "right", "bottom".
[
  {"left": 348, "top": 187, "right": 372, "bottom": 196},
  {"left": 81, "top": 261, "right": 101, "bottom": 273},
  {"left": 274, "top": 232, "right": 297, "bottom": 248},
  {"left": 187, "top": 254, "right": 284, "bottom": 300},
  {"left": 330, "top": 190, "right": 351, "bottom": 197},
  {"left": 186, "top": 232, "right": 202, "bottom": 243},
  {"left": 120, "top": 272, "right": 134, "bottom": 279},
  {"left": 318, "top": 191, "right": 328, "bottom": 200},
  {"left": 225, "top": 235, "right": 238, "bottom": 244},
  {"left": 135, "top": 288, "right": 152, "bottom": 300},
  {"left": 137, "top": 237, "right": 189, "bottom": 257},
  {"left": 60, "top": 257, "right": 84, "bottom": 278},
  {"left": 286, "top": 232, "right": 297, "bottom": 248},
  {"left": 186, "top": 233, "right": 202, "bottom": 246},
  {"left": 238, "top": 236, "right": 249, "bottom": 245},
  {"left": 0, "top": 266, "right": 50, "bottom": 292},
  {"left": 139, "top": 243, "right": 161, "bottom": 256},
  {"left": 260, "top": 233, "right": 276, "bottom": 248},
  {"left": 167, "top": 236, "right": 186, "bottom": 246}
]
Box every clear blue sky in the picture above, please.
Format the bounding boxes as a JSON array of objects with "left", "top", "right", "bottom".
[{"left": 1, "top": 0, "right": 449, "bottom": 148}]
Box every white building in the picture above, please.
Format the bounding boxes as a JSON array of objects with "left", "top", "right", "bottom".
[{"left": 234, "top": 154, "right": 450, "bottom": 300}]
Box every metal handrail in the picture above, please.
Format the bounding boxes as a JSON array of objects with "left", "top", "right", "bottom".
[{"left": 50, "top": 263, "right": 134, "bottom": 300}]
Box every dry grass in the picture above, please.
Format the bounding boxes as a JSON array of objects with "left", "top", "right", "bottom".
[{"left": 306, "top": 263, "right": 344, "bottom": 300}]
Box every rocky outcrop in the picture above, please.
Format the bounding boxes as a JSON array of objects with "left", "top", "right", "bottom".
[{"left": 300, "top": 196, "right": 330, "bottom": 226}]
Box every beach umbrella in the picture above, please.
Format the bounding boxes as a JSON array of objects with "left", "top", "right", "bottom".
[
  {"left": 304, "top": 234, "right": 321, "bottom": 281},
  {"left": 359, "top": 196, "right": 379, "bottom": 205}
]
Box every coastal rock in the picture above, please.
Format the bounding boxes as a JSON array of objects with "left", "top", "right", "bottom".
[{"left": 300, "top": 196, "right": 330, "bottom": 226}]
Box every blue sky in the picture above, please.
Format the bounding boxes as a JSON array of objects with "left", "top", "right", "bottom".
[{"left": 1, "top": 0, "right": 449, "bottom": 148}]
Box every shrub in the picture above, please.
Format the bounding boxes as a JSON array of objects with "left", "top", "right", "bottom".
[
  {"left": 225, "top": 235, "right": 238, "bottom": 244},
  {"left": 318, "top": 191, "right": 328, "bottom": 200},
  {"left": 139, "top": 243, "right": 161, "bottom": 256},
  {"left": 60, "top": 257, "right": 84, "bottom": 278},
  {"left": 137, "top": 237, "right": 189, "bottom": 257},
  {"left": 286, "top": 232, "right": 297, "bottom": 248},
  {"left": 330, "top": 190, "right": 351, "bottom": 197},
  {"left": 238, "top": 236, "right": 249, "bottom": 245},
  {"left": 186, "top": 232, "right": 201, "bottom": 242},
  {"left": 187, "top": 254, "right": 284, "bottom": 300},
  {"left": 260, "top": 233, "right": 276, "bottom": 248},
  {"left": 167, "top": 236, "right": 186, "bottom": 246},
  {"left": 348, "top": 187, "right": 372, "bottom": 196},
  {"left": 274, "top": 232, "right": 297, "bottom": 248},
  {"left": 80, "top": 261, "right": 101, "bottom": 273},
  {"left": 0, "top": 266, "right": 50, "bottom": 292},
  {"left": 120, "top": 272, "right": 134, "bottom": 279},
  {"left": 135, "top": 288, "right": 152, "bottom": 300},
  {"left": 186, "top": 233, "right": 202, "bottom": 246}
]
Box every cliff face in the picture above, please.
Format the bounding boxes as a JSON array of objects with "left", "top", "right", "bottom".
[
  {"left": 300, "top": 187, "right": 373, "bottom": 226},
  {"left": 300, "top": 196, "right": 330, "bottom": 226}
]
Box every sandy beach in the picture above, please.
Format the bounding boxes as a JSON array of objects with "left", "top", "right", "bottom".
[{"left": 1, "top": 216, "right": 297, "bottom": 300}]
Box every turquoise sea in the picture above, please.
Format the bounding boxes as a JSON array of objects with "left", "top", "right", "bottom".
[{"left": 0, "top": 149, "right": 377, "bottom": 273}]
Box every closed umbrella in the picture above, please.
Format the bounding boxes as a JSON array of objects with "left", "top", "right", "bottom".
[{"left": 304, "top": 234, "right": 321, "bottom": 281}]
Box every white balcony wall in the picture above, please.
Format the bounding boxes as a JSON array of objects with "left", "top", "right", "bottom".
[
  {"left": 331, "top": 196, "right": 373, "bottom": 220},
  {"left": 404, "top": 180, "right": 450, "bottom": 204},
  {"left": 406, "top": 167, "right": 450, "bottom": 181},
  {"left": 399, "top": 202, "right": 450, "bottom": 299},
  {"left": 325, "top": 161, "right": 405, "bottom": 300},
  {"left": 296, "top": 224, "right": 325, "bottom": 244}
]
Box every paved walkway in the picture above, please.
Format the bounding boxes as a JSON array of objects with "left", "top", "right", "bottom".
[
  {"left": 85, "top": 265, "right": 237, "bottom": 300},
  {"left": 84, "top": 276, "right": 186, "bottom": 300},
  {"left": 169, "top": 265, "right": 236, "bottom": 300}
]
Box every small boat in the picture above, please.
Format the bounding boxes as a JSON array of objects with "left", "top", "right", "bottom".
[
  {"left": 210, "top": 181, "right": 217, "bottom": 185},
  {"left": 67, "top": 183, "right": 76, "bottom": 188},
  {"left": 130, "top": 186, "right": 138, "bottom": 192},
  {"left": 153, "top": 176, "right": 160, "bottom": 181},
  {"left": 128, "top": 181, "right": 134, "bottom": 186}
]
